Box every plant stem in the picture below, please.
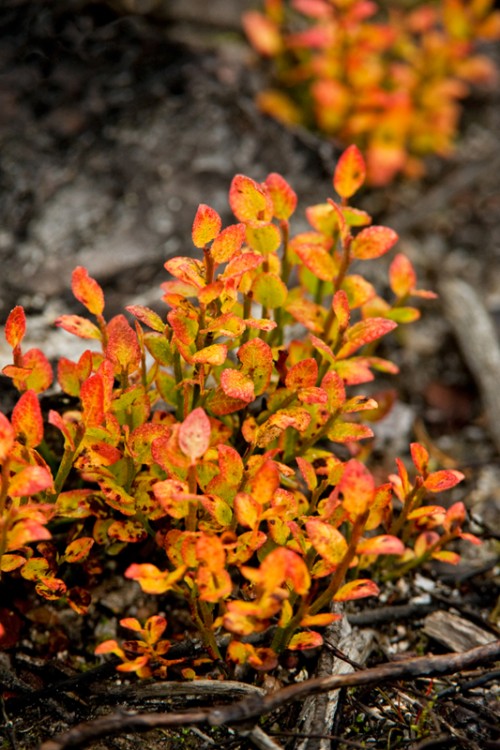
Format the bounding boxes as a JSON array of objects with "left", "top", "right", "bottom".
[{"left": 309, "top": 510, "right": 369, "bottom": 614}]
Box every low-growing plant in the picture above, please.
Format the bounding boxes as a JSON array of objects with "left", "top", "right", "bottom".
[
  {"left": 243, "top": 0, "right": 500, "bottom": 184},
  {"left": 0, "top": 146, "right": 479, "bottom": 676}
]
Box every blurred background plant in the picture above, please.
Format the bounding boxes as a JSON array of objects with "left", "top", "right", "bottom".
[{"left": 243, "top": 0, "right": 500, "bottom": 185}]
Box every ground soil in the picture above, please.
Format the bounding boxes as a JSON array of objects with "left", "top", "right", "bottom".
[{"left": 0, "top": 2, "right": 499, "bottom": 749}]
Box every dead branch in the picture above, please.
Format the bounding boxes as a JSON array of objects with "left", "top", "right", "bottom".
[
  {"left": 39, "top": 640, "right": 500, "bottom": 750},
  {"left": 439, "top": 277, "right": 500, "bottom": 455}
]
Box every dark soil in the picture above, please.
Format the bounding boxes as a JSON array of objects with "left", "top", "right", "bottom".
[{"left": 0, "top": 2, "right": 499, "bottom": 749}]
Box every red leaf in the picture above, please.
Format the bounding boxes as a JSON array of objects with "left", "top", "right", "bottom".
[
  {"left": 11, "top": 389, "right": 43, "bottom": 448},
  {"left": 178, "top": 407, "right": 211, "bottom": 462},
  {"left": 334, "top": 579, "right": 379, "bottom": 601},
  {"left": 351, "top": 226, "right": 398, "bottom": 260},
  {"left": 337, "top": 318, "right": 397, "bottom": 358},
  {"left": 221, "top": 369, "right": 255, "bottom": 402},
  {"left": 264, "top": 173, "right": 297, "bottom": 220},
  {"left": 0, "top": 413, "right": 14, "bottom": 462},
  {"left": 5, "top": 306, "right": 26, "bottom": 349},
  {"left": 192, "top": 204, "right": 222, "bottom": 248},
  {"left": 229, "top": 175, "right": 274, "bottom": 227},
  {"left": 72, "top": 266, "right": 105, "bottom": 316},
  {"left": 333, "top": 145, "right": 366, "bottom": 199},
  {"left": 424, "top": 470, "right": 464, "bottom": 493}
]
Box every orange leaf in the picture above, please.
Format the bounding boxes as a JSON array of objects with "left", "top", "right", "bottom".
[
  {"left": 11, "top": 389, "right": 43, "bottom": 448},
  {"left": 211, "top": 223, "right": 246, "bottom": 263},
  {"left": 108, "top": 520, "right": 148, "bottom": 543},
  {"left": 287, "top": 631, "right": 323, "bottom": 651},
  {"left": 125, "top": 305, "right": 165, "bottom": 333},
  {"left": 339, "top": 459, "right": 375, "bottom": 517},
  {"left": 5, "top": 306, "right": 26, "bottom": 349},
  {"left": 71, "top": 266, "right": 105, "bottom": 316},
  {"left": 351, "top": 226, "right": 398, "bottom": 260},
  {"left": 356, "top": 535, "right": 404, "bottom": 556},
  {"left": 321, "top": 370, "right": 346, "bottom": 411},
  {"left": 410, "top": 442, "right": 429, "bottom": 475},
  {"left": 242, "top": 11, "right": 283, "bottom": 56},
  {"left": 334, "top": 579, "right": 379, "bottom": 601},
  {"left": 327, "top": 420, "right": 373, "bottom": 444},
  {"left": 293, "top": 242, "right": 336, "bottom": 281},
  {"left": 389, "top": 253, "right": 417, "bottom": 298},
  {"left": 296, "top": 457, "right": 317, "bottom": 490},
  {"left": 178, "top": 407, "right": 211, "bottom": 462},
  {"left": 300, "top": 613, "right": 342, "bottom": 627},
  {"left": 192, "top": 204, "right": 222, "bottom": 248},
  {"left": 229, "top": 175, "right": 273, "bottom": 228},
  {"left": 55, "top": 315, "right": 101, "bottom": 340},
  {"left": 337, "top": 318, "right": 397, "bottom": 358},
  {"left": 285, "top": 358, "right": 318, "bottom": 390},
  {"left": 264, "top": 173, "right": 297, "bottom": 219},
  {"left": 80, "top": 374, "right": 104, "bottom": 428},
  {"left": 221, "top": 369, "right": 255, "bottom": 402},
  {"left": 164, "top": 257, "right": 206, "bottom": 288},
  {"left": 192, "top": 344, "right": 228, "bottom": 366},
  {"left": 238, "top": 337, "right": 273, "bottom": 395},
  {"left": 106, "top": 315, "right": 141, "bottom": 373},
  {"left": 247, "top": 459, "right": 280, "bottom": 506},
  {"left": 12, "top": 349, "right": 53, "bottom": 393},
  {"left": 256, "top": 407, "right": 311, "bottom": 447},
  {"left": 125, "top": 562, "right": 187, "bottom": 595},
  {"left": 333, "top": 145, "right": 366, "bottom": 199},
  {"left": 8, "top": 466, "right": 53, "bottom": 497},
  {"left": 424, "top": 470, "right": 464, "bottom": 493},
  {"left": 65, "top": 537, "right": 94, "bottom": 563},
  {"left": 306, "top": 519, "right": 348, "bottom": 566},
  {"left": 234, "top": 492, "right": 262, "bottom": 528}
]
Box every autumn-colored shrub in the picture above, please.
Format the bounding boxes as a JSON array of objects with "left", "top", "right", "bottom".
[
  {"left": 0, "top": 146, "right": 479, "bottom": 676},
  {"left": 243, "top": 0, "right": 500, "bottom": 185}
]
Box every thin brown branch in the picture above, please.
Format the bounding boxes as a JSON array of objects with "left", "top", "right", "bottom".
[{"left": 40, "top": 641, "right": 500, "bottom": 750}]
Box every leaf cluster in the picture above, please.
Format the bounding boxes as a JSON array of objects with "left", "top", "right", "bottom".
[
  {"left": 243, "top": 0, "right": 500, "bottom": 184},
  {"left": 0, "top": 146, "right": 478, "bottom": 673}
]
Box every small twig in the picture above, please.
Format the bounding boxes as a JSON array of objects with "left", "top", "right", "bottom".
[
  {"left": 40, "top": 641, "right": 500, "bottom": 750},
  {"left": 437, "top": 667, "right": 500, "bottom": 698}
]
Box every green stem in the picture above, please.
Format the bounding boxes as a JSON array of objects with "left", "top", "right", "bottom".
[
  {"left": 186, "top": 464, "right": 198, "bottom": 532},
  {"left": 173, "top": 349, "right": 184, "bottom": 422},
  {"left": 190, "top": 595, "right": 222, "bottom": 661}
]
